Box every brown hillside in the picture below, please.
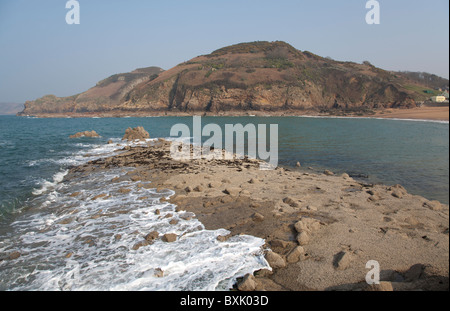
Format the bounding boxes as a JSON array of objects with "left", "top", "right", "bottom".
[{"left": 19, "top": 41, "right": 447, "bottom": 117}]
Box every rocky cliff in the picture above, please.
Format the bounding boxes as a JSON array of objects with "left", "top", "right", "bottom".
[{"left": 19, "top": 41, "right": 441, "bottom": 117}]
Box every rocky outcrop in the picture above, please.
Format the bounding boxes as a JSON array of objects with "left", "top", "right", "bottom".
[
  {"left": 19, "top": 41, "right": 441, "bottom": 117},
  {"left": 122, "top": 127, "right": 150, "bottom": 141},
  {"left": 69, "top": 130, "right": 101, "bottom": 138}
]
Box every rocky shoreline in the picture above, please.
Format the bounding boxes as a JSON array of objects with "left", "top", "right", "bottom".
[{"left": 66, "top": 136, "right": 449, "bottom": 291}]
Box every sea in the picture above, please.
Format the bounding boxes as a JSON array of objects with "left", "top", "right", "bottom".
[{"left": 0, "top": 115, "right": 448, "bottom": 291}]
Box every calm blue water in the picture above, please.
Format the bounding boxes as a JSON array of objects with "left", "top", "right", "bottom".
[
  {"left": 0, "top": 115, "right": 448, "bottom": 290},
  {"left": 0, "top": 115, "right": 448, "bottom": 218}
]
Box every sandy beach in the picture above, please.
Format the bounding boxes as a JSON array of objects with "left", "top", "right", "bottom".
[
  {"left": 373, "top": 106, "right": 449, "bottom": 122},
  {"left": 19, "top": 105, "right": 450, "bottom": 122},
  {"left": 66, "top": 138, "right": 449, "bottom": 291}
]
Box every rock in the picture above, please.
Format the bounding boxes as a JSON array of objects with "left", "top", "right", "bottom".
[
  {"left": 162, "top": 233, "right": 177, "bottom": 243},
  {"left": 286, "top": 246, "right": 305, "bottom": 263},
  {"left": 335, "top": 251, "right": 353, "bottom": 270},
  {"left": 8, "top": 251, "right": 21, "bottom": 260},
  {"left": 305, "top": 205, "right": 318, "bottom": 211},
  {"left": 92, "top": 193, "right": 107, "bottom": 200},
  {"left": 208, "top": 182, "right": 221, "bottom": 188},
  {"left": 283, "top": 197, "right": 300, "bottom": 208},
  {"left": 69, "top": 130, "right": 100, "bottom": 139},
  {"left": 122, "top": 126, "right": 150, "bottom": 141},
  {"left": 249, "top": 178, "right": 259, "bottom": 184},
  {"left": 185, "top": 186, "right": 193, "bottom": 193},
  {"left": 404, "top": 217, "right": 420, "bottom": 226},
  {"left": 391, "top": 190, "right": 404, "bottom": 199},
  {"left": 296, "top": 231, "right": 310, "bottom": 246},
  {"left": 193, "top": 185, "right": 204, "bottom": 192},
  {"left": 145, "top": 231, "right": 159, "bottom": 242},
  {"left": 365, "top": 281, "right": 394, "bottom": 292},
  {"left": 424, "top": 200, "right": 442, "bottom": 211},
  {"left": 107, "top": 139, "right": 113, "bottom": 144},
  {"left": 265, "top": 251, "right": 286, "bottom": 269},
  {"left": 250, "top": 202, "right": 261, "bottom": 208},
  {"left": 252, "top": 213, "right": 265, "bottom": 222},
  {"left": 324, "top": 170, "right": 334, "bottom": 176},
  {"left": 296, "top": 162, "right": 301, "bottom": 167},
  {"left": 294, "top": 217, "right": 321, "bottom": 234},
  {"left": 341, "top": 173, "right": 350, "bottom": 179},
  {"left": 70, "top": 192, "right": 81, "bottom": 197},
  {"left": 132, "top": 240, "right": 149, "bottom": 251},
  {"left": 118, "top": 188, "right": 131, "bottom": 194},
  {"left": 238, "top": 274, "right": 257, "bottom": 292},
  {"left": 153, "top": 268, "right": 164, "bottom": 278},
  {"left": 217, "top": 234, "right": 232, "bottom": 242},
  {"left": 224, "top": 188, "right": 241, "bottom": 196},
  {"left": 270, "top": 239, "right": 290, "bottom": 249}
]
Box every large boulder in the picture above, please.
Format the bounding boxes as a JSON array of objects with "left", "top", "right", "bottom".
[
  {"left": 122, "top": 126, "right": 150, "bottom": 141},
  {"left": 69, "top": 130, "right": 100, "bottom": 138}
]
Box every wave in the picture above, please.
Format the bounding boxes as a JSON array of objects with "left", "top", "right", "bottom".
[
  {"left": 1, "top": 138, "right": 270, "bottom": 291},
  {"left": 2, "top": 166, "right": 269, "bottom": 291}
]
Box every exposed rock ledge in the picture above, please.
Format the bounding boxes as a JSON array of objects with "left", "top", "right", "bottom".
[{"left": 66, "top": 137, "right": 449, "bottom": 291}]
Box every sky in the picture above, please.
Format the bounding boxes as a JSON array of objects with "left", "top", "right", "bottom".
[{"left": 0, "top": 0, "right": 448, "bottom": 103}]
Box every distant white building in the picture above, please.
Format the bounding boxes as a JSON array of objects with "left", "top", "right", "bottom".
[{"left": 431, "top": 96, "right": 447, "bottom": 103}]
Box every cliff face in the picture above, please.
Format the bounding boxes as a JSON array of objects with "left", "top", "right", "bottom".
[
  {"left": 20, "top": 41, "right": 428, "bottom": 117},
  {"left": 19, "top": 67, "right": 164, "bottom": 115}
]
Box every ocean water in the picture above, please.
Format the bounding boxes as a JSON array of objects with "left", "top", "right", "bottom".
[{"left": 0, "top": 115, "right": 448, "bottom": 290}]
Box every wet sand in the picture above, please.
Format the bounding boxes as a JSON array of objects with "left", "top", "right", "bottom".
[{"left": 67, "top": 139, "right": 449, "bottom": 291}]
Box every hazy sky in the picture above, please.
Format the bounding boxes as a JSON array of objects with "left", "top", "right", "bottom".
[{"left": 0, "top": 0, "right": 448, "bottom": 103}]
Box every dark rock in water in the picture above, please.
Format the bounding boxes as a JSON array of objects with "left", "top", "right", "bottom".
[
  {"left": 349, "top": 173, "right": 369, "bottom": 179},
  {"left": 162, "top": 233, "right": 177, "bottom": 243},
  {"left": 145, "top": 231, "right": 159, "bottom": 242},
  {"left": 122, "top": 127, "right": 150, "bottom": 141}
]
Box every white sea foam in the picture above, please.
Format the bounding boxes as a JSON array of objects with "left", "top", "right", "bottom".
[
  {"left": 32, "top": 170, "right": 69, "bottom": 196},
  {"left": 1, "top": 140, "right": 270, "bottom": 291}
]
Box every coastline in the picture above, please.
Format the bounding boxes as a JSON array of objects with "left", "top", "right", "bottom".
[
  {"left": 17, "top": 106, "right": 450, "bottom": 122},
  {"left": 65, "top": 139, "right": 449, "bottom": 291}
]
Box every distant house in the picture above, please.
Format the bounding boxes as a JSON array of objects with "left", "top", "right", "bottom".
[{"left": 431, "top": 96, "right": 447, "bottom": 103}]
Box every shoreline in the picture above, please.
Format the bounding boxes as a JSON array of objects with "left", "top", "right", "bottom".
[
  {"left": 16, "top": 106, "right": 450, "bottom": 122},
  {"left": 65, "top": 139, "right": 449, "bottom": 291}
]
